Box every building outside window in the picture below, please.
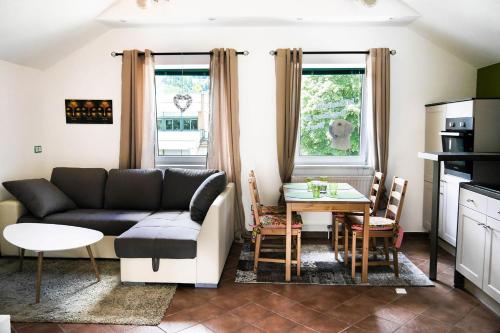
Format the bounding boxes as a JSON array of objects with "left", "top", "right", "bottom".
[
  {"left": 155, "top": 66, "right": 210, "bottom": 167},
  {"left": 296, "top": 66, "right": 366, "bottom": 165}
]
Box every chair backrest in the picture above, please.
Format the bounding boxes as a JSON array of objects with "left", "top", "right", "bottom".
[
  {"left": 384, "top": 176, "right": 408, "bottom": 224},
  {"left": 248, "top": 170, "right": 262, "bottom": 221},
  {"left": 369, "top": 171, "right": 385, "bottom": 214}
]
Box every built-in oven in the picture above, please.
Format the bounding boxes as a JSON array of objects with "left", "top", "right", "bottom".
[{"left": 440, "top": 117, "right": 474, "bottom": 179}]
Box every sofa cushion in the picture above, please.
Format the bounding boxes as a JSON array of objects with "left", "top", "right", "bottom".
[
  {"left": 114, "top": 211, "right": 201, "bottom": 259},
  {"left": 105, "top": 169, "right": 163, "bottom": 211},
  {"left": 51, "top": 167, "right": 107, "bottom": 209},
  {"left": 17, "top": 209, "right": 153, "bottom": 236},
  {"left": 162, "top": 168, "right": 219, "bottom": 210},
  {"left": 190, "top": 172, "right": 227, "bottom": 223},
  {"left": 3, "top": 179, "right": 77, "bottom": 218}
]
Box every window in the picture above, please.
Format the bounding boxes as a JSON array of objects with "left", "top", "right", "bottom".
[
  {"left": 296, "top": 67, "right": 366, "bottom": 165},
  {"left": 155, "top": 67, "right": 210, "bottom": 167}
]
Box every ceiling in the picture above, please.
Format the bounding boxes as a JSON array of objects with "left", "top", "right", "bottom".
[
  {"left": 403, "top": 0, "right": 500, "bottom": 68},
  {"left": 0, "top": 0, "right": 498, "bottom": 69}
]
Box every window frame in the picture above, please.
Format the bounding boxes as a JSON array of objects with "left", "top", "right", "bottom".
[
  {"left": 154, "top": 66, "right": 210, "bottom": 169},
  {"left": 295, "top": 65, "right": 368, "bottom": 167}
]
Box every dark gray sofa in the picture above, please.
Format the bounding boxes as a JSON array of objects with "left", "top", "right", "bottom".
[{"left": 1, "top": 167, "right": 233, "bottom": 286}]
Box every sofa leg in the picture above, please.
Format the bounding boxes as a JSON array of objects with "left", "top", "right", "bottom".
[{"left": 195, "top": 283, "right": 218, "bottom": 288}]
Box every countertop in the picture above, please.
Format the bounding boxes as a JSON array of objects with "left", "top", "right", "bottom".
[
  {"left": 418, "top": 152, "right": 500, "bottom": 162},
  {"left": 461, "top": 182, "right": 500, "bottom": 201}
]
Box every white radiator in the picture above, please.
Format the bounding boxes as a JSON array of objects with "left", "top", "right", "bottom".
[{"left": 292, "top": 175, "right": 373, "bottom": 196}]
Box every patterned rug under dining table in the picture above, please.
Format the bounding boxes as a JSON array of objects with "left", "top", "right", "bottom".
[{"left": 283, "top": 183, "right": 372, "bottom": 282}]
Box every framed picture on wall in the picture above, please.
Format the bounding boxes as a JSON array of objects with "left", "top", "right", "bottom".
[{"left": 65, "top": 99, "right": 113, "bottom": 124}]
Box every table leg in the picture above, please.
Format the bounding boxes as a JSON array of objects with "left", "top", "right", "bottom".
[
  {"left": 86, "top": 245, "right": 100, "bottom": 281},
  {"left": 35, "top": 252, "right": 43, "bottom": 303},
  {"left": 429, "top": 160, "right": 441, "bottom": 281},
  {"left": 19, "top": 248, "right": 25, "bottom": 272},
  {"left": 361, "top": 203, "right": 370, "bottom": 283},
  {"left": 285, "top": 204, "right": 292, "bottom": 282}
]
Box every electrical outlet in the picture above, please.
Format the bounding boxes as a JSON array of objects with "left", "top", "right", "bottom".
[{"left": 34, "top": 145, "right": 42, "bottom": 154}]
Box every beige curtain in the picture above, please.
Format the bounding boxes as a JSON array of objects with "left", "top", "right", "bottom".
[
  {"left": 207, "top": 48, "right": 245, "bottom": 239},
  {"left": 367, "top": 48, "right": 390, "bottom": 176},
  {"left": 275, "top": 48, "right": 302, "bottom": 184},
  {"left": 119, "top": 49, "right": 155, "bottom": 169}
]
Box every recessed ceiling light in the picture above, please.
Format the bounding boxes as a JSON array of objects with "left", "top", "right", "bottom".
[
  {"left": 208, "top": 17, "right": 216, "bottom": 21},
  {"left": 120, "top": 19, "right": 128, "bottom": 23},
  {"left": 296, "top": 17, "right": 303, "bottom": 22}
]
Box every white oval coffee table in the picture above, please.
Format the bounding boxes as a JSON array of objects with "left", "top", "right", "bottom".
[{"left": 3, "top": 223, "right": 104, "bottom": 303}]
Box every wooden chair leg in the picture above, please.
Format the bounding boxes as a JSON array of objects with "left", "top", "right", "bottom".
[
  {"left": 351, "top": 231, "right": 357, "bottom": 278},
  {"left": 383, "top": 237, "right": 390, "bottom": 263},
  {"left": 334, "top": 218, "right": 339, "bottom": 261},
  {"left": 253, "top": 233, "right": 261, "bottom": 273},
  {"left": 393, "top": 248, "right": 399, "bottom": 278},
  {"left": 344, "top": 224, "right": 349, "bottom": 266},
  {"left": 296, "top": 231, "right": 301, "bottom": 276}
]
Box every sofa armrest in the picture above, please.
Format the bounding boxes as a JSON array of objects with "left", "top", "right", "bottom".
[
  {"left": 0, "top": 199, "right": 27, "bottom": 256},
  {"left": 196, "top": 183, "right": 235, "bottom": 285}
]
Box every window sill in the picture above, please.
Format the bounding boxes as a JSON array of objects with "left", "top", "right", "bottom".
[{"left": 155, "top": 163, "right": 206, "bottom": 170}]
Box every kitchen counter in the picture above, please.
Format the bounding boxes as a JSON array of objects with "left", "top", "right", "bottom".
[
  {"left": 418, "top": 151, "right": 500, "bottom": 281},
  {"left": 418, "top": 152, "right": 500, "bottom": 162},
  {"left": 461, "top": 182, "right": 500, "bottom": 201}
]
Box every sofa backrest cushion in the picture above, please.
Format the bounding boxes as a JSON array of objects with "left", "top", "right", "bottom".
[
  {"left": 162, "top": 168, "right": 219, "bottom": 210},
  {"left": 104, "top": 169, "right": 163, "bottom": 211},
  {"left": 2, "top": 178, "right": 77, "bottom": 218},
  {"left": 190, "top": 172, "right": 227, "bottom": 223},
  {"left": 50, "top": 167, "right": 108, "bottom": 208}
]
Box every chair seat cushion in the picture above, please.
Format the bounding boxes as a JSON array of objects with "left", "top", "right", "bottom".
[
  {"left": 348, "top": 215, "right": 395, "bottom": 226},
  {"left": 114, "top": 211, "right": 201, "bottom": 259},
  {"left": 18, "top": 209, "right": 153, "bottom": 236},
  {"left": 261, "top": 205, "right": 286, "bottom": 215},
  {"left": 257, "top": 214, "right": 302, "bottom": 229}
]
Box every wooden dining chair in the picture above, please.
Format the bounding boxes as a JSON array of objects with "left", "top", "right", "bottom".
[
  {"left": 249, "top": 170, "right": 285, "bottom": 216},
  {"left": 248, "top": 173, "right": 302, "bottom": 276},
  {"left": 344, "top": 176, "right": 408, "bottom": 278},
  {"left": 333, "top": 172, "right": 385, "bottom": 261}
]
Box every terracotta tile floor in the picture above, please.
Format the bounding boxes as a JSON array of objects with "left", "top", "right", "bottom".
[{"left": 11, "top": 235, "right": 500, "bottom": 333}]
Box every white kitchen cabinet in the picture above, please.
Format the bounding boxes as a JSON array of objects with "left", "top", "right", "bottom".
[
  {"left": 483, "top": 217, "right": 500, "bottom": 303},
  {"left": 423, "top": 181, "right": 433, "bottom": 231},
  {"left": 457, "top": 188, "right": 500, "bottom": 304},
  {"left": 438, "top": 175, "right": 466, "bottom": 246},
  {"left": 424, "top": 105, "right": 446, "bottom": 182},
  {"left": 456, "top": 205, "right": 487, "bottom": 287}
]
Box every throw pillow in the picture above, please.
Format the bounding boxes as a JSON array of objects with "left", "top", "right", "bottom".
[
  {"left": 189, "top": 172, "right": 227, "bottom": 223},
  {"left": 3, "top": 178, "right": 77, "bottom": 218},
  {"left": 162, "top": 168, "right": 219, "bottom": 210}
]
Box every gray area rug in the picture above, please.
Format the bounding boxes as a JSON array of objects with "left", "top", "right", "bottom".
[
  {"left": 0, "top": 258, "right": 176, "bottom": 325},
  {"left": 236, "top": 243, "right": 433, "bottom": 286}
]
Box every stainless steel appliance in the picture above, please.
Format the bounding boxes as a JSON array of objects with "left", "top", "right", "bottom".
[
  {"left": 440, "top": 116, "right": 474, "bottom": 179},
  {"left": 439, "top": 99, "right": 500, "bottom": 180}
]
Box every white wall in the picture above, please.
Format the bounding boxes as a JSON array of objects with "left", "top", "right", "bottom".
[
  {"left": 0, "top": 60, "right": 44, "bottom": 200},
  {"left": 37, "top": 25, "right": 477, "bottom": 232}
]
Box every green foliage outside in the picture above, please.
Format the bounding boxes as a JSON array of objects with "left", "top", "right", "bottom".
[
  {"left": 155, "top": 75, "right": 209, "bottom": 95},
  {"left": 300, "top": 73, "right": 363, "bottom": 156}
]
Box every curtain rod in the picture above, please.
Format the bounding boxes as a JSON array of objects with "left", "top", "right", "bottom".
[
  {"left": 111, "top": 51, "right": 250, "bottom": 57},
  {"left": 268, "top": 50, "right": 397, "bottom": 55}
]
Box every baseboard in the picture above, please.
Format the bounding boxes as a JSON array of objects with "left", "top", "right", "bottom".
[
  {"left": 438, "top": 239, "right": 456, "bottom": 256},
  {"left": 464, "top": 280, "right": 500, "bottom": 316}
]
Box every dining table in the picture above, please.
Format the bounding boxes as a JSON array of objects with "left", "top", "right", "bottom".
[{"left": 283, "top": 182, "right": 372, "bottom": 283}]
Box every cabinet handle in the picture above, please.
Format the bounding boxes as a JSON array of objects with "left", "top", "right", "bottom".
[{"left": 466, "top": 199, "right": 475, "bottom": 204}]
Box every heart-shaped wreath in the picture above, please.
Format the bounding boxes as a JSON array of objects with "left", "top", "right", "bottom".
[{"left": 173, "top": 94, "right": 192, "bottom": 113}]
